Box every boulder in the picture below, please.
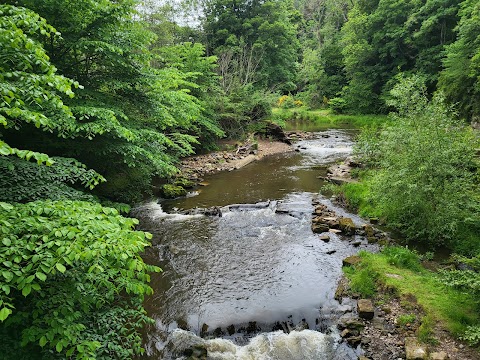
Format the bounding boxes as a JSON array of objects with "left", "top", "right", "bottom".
[
  {"left": 346, "top": 336, "right": 362, "bottom": 346},
  {"left": 181, "top": 207, "right": 222, "bottom": 217},
  {"left": 319, "top": 235, "right": 330, "bottom": 242},
  {"left": 335, "top": 279, "right": 348, "bottom": 301},
  {"left": 405, "top": 337, "right": 428, "bottom": 360},
  {"left": 339, "top": 217, "right": 356, "bottom": 235},
  {"left": 342, "top": 255, "right": 361, "bottom": 267},
  {"left": 226, "top": 324, "right": 235, "bottom": 336},
  {"left": 367, "top": 237, "right": 378, "bottom": 244},
  {"left": 312, "top": 223, "right": 330, "bottom": 233},
  {"left": 161, "top": 184, "right": 187, "bottom": 199},
  {"left": 264, "top": 122, "right": 292, "bottom": 144},
  {"left": 357, "top": 299, "right": 375, "bottom": 320},
  {"left": 322, "top": 216, "right": 340, "bottom": 228},
  {"left": 174, "top": 177, "right": 196, "bottom": 189},
  {"left": 363, "top": 224, "right": 375, "bottom": 237},
  {"left": 338, "top": 318, "right": 365, "bottom": 331}
]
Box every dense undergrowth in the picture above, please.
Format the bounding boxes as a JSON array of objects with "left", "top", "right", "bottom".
[{"left": 329, "top": 77, "right": 480, "bottom": 347}]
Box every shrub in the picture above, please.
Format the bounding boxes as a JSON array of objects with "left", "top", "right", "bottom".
[
  {"left": 0, "top": 201, "right": 160, "bottom": 359},
  {"left": 328, "top": 97, "right": 347, "bottom": 114},
  {"left": 357, "top": 76, "right": 480, "bottom": 250}
]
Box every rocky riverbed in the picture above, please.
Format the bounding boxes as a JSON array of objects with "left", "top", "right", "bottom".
[{"left": 310, "top": 201, "right": 479, "bottom": 360}]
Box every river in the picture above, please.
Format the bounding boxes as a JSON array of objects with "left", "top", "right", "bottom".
[{"left": 133, "top": 129, "right": 377, "bottom": 359}]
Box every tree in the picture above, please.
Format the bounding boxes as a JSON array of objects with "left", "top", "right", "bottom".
[
  {"left": 339, "top": 0, "right": 461, "bottom": 113},
  {"left": 203, "top": 0, "right": 301, "bottom": 92},
  {"left": 4, "top": 0, "right": 224, "bottom": 202},
  {"left": 439, "top": 0, "right": 480, "bottom": 121},
  {"left": 295, "top": 0, "right": 351, "bottom": 107},
  {"left": 0, "top": 5, "right": 160, "bottom": 359}
]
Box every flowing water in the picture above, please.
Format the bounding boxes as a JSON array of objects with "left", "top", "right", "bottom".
[{"left": 133, "top": 130, "right": 377, "bottom": 360}]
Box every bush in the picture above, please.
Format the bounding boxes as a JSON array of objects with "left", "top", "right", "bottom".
[
  {"left": 357, "top": 76, "right": 480, "bottom": 250},
  {"left": 0, "top": 201, "right": 160, "bottom": 359},
  {"left": 328, "top": 97, "right": 347, "bottom": 114}
]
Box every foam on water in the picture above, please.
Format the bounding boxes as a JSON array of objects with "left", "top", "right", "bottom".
[
  {"left": 133, "top": 201, "right": 204, "bottom": 221},
  {"left": 169, "top": 329, "right": 335, "bottom": 360}
]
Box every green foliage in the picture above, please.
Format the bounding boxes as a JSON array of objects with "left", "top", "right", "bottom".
[
  {"left": 0, "top": 200, "right": 160, "bottom": 359},
  {"left": 461, "top": 326, "right": 480, "bottom": 346},
  {"left": 0, "top": 5, "right": 79, "bottom": 134},
  {"left": 338, "top": 0, "right": 461, "bottom": 114},
  {"left": 343, "top": 252, "right": 379, "bottom": 297},
  {"left": 397, "top": 313, "right": 416, "bottom": 327},
  {"left": 0, "top": 156, "right": 105, "bottom": 202},
  {"left": 0, "top": 5, "right": 162, "bottom": 358},
  {"left": 3, "top": 1, "right": 224, "bottom": 202},
  {"left": 439, "top": 0, "right": 480, "bottom": 121},
  {"left": 203, "top": 0, "right": 301, "bottom": 92},
  {"left": 328, "top": 97, "right": 347, "bottom": 114},
  {"left": 161, "top": 184, "right": 187, "bottom": 199},
  {"left": 356, "top": 76, "right": 480, "bottom": 249},
  {"left": 382, "top": 246, "right": 423, "bottom": 272}
]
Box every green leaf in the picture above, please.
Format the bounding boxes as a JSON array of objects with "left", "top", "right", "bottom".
[
  {"left": 55, "top": 263, "right": 66, "bottom": 273},
  {"left": 36, "top": 272, "right": 47, "bottom": 281},
  {"left": 39, "top": 336, "right": 47, "bottom": 347},
  {"left": 22, "top": 284, "right": 31, "bottom": 297},
  {"left": 56, "top": 342, "right": 63, "bottom": 353},
  {"left": 0, "top": 307, "right": 12, "bottom": 321},
  {"left": 2, "top": 238, "right": 11, "bottom": 246},
  {"left": 2, "top": 271, "right": 13, "bottom": 282}
]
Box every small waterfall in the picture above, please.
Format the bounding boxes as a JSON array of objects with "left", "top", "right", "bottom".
[{"left": 167, "top": 329, "right": 336, "bottom": 360}]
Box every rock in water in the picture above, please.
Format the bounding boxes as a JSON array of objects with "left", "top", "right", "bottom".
[
  {"left": 161, "top": 184, "right": 187, "bottom": 199},
  {"left": 357, "top": 299, "right": 375, "bottom": 320},
  {"left": 312, "top": 223, "right": 329, "bottom": 233},
  {"left": 339, "top": 217, "right": 356, "bottom": 235},
  {"left": 319, "top": 235, "right": 330, "bottom": 242}
]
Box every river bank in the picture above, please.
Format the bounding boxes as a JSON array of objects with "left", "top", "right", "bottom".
[{"left": 179, "top": 130, "right": 316, "bottom": 181}]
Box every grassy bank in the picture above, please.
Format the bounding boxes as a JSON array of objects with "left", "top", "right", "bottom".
[
  {"left": 271, "top": 107, "right": 389, "bottom": 130},
  {"left": 345, "top": 247, "right": 480, "bottom": 346}
]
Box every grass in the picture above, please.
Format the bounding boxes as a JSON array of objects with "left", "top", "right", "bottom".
[
  {"left": 271, "top": 107, "right": 389, "bottom": 130},
  {"left": 345, "top": 248, "right": 480, "bottom": 342},
  {"left": 397, "top": 313, "right": 416, "bottom": 327}
]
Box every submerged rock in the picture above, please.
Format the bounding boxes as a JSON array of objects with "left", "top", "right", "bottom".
[
  {"left": 184, "top": 344, "right": 207, "bottom": 360},
  {"left": 319, "top": 235, "right": 330, "bottom": 242},
  {"left": 180, "top": 207, "right": 222, "bottom": 217}
]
